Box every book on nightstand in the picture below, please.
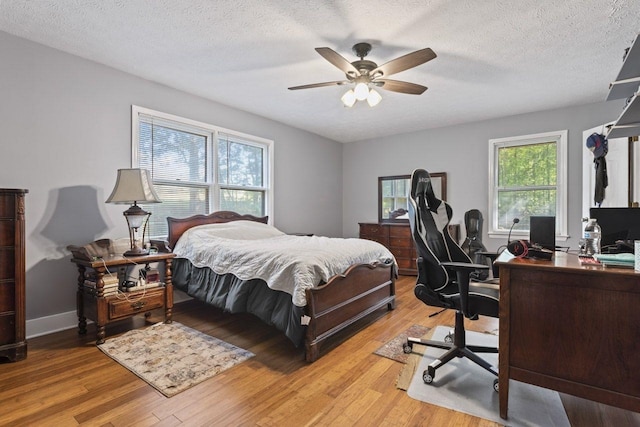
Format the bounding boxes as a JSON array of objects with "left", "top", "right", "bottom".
[
  {"left": 83, "top": 275, "right": 120, "bottom": 296},
  {"left": 123, "top": 282, "right": 164, "bottom": 293}
]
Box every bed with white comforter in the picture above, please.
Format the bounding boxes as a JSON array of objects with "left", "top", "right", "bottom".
[
  {"left": 166, "top": 212, "right": 397, "bottom": 361},
  {"left": 173, "top": 220, "right": 395, "bottom": 307}
]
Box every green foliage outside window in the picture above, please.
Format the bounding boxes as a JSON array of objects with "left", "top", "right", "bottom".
[
  {"left": 497, "top": 142, "right": 557, "bottom": 230},
  {"left": 136, "top": 110, "right": 270, "bottom": 238}
]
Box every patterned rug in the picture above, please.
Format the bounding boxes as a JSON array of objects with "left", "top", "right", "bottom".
[
  {"left": 98, "top": 322, "right": 254, "bottom": 397},
  {"left": 374, "top": 324, "right": 431, "bottom": 363}
]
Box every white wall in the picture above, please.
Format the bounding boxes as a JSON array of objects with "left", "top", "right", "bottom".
[
  {"left": 342, "top": 100, "right": 626, "bottom": 250},
  {"left": 1, "top": 28, "right": 629, "bottom": 334},
  {"left": 0, "top": 31, "right": 343, "bottom": 323}
]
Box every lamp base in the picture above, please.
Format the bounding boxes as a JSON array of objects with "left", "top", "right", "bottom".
[{"left": 123, "top": 247, "right": 149, "bottom": 257}]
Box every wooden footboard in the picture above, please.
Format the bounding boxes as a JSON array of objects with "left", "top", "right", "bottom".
[{"left": 304, "top": 261, "right": 396, "bottom": 362}]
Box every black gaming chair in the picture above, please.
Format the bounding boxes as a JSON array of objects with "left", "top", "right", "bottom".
[
  {"left": 461, "top": 209, "right": 489, "bottom": 281},
  {"left": 403, "top": 169, "right": 499, "bottom": 390}
]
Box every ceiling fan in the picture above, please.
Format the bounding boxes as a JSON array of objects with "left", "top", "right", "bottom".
[{"left": 288, "top": 42, "right": 436, "bottom": 107}]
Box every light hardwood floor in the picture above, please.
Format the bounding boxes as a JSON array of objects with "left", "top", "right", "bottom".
[{"left": 1, "top": 276, "right": 638, "bottom": 426}]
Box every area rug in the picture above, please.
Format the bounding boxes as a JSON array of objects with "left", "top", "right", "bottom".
[
  {"left": 407, "top": 326, "right": 570, "bottom": 427},
  {"left": 374, "top": 325, "right": 431, "bottom": 363},
  {"left": 98, "top": 322, "right": 255, "bottom": 397}
]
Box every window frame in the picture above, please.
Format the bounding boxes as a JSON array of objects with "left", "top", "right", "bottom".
[
  {"left": 131, "top": 105, "right": 274, "bottom": 236},
  {"left": 488, "top": 130, "right": 568, "bottom": 240}
]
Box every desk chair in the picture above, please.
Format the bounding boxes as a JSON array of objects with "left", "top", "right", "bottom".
[
  {"left": 461, "top": 209, "right": 489, "bottom": 281},
  {"left": 403, "top": 169, "right": 499, "bottom": 390}
]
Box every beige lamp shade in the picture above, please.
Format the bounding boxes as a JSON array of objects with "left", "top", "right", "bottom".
[{"left": 106, "top": 169, "right": 161, "bottom": 204}]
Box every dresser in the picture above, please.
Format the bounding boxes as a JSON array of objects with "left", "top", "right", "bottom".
[
  {"left": 359, "top": 222, "right": 459, "bottom": 275},
  {"left": 0, "top": 189, "right": 28, "bottom": 362}
]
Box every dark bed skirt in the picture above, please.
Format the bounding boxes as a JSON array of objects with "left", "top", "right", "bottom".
[{"left": 172, "top": 258, "right": 306, "bottom": 347}]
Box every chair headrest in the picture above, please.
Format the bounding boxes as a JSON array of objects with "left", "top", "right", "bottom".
[{"left": 411, "top": 168, "right": 439, "bottom": 209}]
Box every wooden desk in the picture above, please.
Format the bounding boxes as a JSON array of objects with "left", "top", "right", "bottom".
[{"left": 496, "top": 251, "right": 640, "bottom": 419}]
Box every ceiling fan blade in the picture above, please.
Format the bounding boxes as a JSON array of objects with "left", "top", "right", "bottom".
[
  {"left": 288, "top": 80, "right": 349, "bottom": 90},
  {"left": 370, "top": 48, "right": 436, "bottom": 78},
  {"left": 315, "top": 47, "right": 360, "bottom": 76},
  {"left": 375, "top": 79, "right": 428, "bottom": 95}
]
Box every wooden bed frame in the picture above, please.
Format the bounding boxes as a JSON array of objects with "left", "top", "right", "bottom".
[{"left": 159, "top": 211, "right": 396, "bottom": 362}]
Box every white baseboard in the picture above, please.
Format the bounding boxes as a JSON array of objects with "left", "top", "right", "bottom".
[
  {"left": 26, "top": 290, "right": 193, "bottom": 339},
  {"left": 26, "top": 310, "right": 81, "bottom": 339}
]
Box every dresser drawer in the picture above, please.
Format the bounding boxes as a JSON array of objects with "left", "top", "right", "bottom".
[
  {"left": 0, "top": 249, "right": 15, "bottom": 281},
  {"left": 390, "top": 247, "right": 413, "bottom": 259},
  {"left": 395, "top": 257, "right": 416, "bottom": 270},
  {"left": 0, "top": 314, "right": 16, "bottom": 345},
  {"left": 108, "top": 289, "right": 165, "bottom": 320},
  {"left": 0, "top": 221, "right": 15, "bottom": 246},
  {"left": 389, "top": 237, "right": 414, "bottom": 248},
  {"left": 361, "top": 235, "right": 389, "bottom": 245},
  {"left": 389, "top": 225, "right": 412, "bottom": 238},
  {"left": 0, "top": 283, "right": 15, "bottom": 312},
  {"left": 359, "top": 223, "right": 389, "bottom": 237},
  {"left": 358, "top": 222, "right": 417, "bottom": 275},
  {"left": 0, "top": 197, "right": 15, "bottom": 218}
]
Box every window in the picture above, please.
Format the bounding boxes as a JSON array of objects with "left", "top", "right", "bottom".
[
  {"left": 488, "top": 130, "right": 567, "bottom": 239},
  {"left": 132, "top": 106, "right": 273, "bottom": 237}
]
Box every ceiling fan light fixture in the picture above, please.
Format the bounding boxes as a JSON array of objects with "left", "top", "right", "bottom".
[
  {"left": 341, "top": 89, "right": 357, "bottom": 107},
  {"left": 366, "top": 89, "right": 382, "bottom": 107},
  {"left": 289, "top": 43, "right": 436, "bottom": 108},
  {"left": 354, "top": 82, "right": 369, "bottom": 101}
]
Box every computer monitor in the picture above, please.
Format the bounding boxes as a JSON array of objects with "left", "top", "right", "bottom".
[
  {"left": 589, "top": 207, "right": 640, "bottom": 249},
  {"left": 529, "top": 216, "right": 556, "bottom": 250}
]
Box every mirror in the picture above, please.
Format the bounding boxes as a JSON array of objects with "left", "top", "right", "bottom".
[{"left": 379, "top": 172, "right": 447, "bottom": 222}]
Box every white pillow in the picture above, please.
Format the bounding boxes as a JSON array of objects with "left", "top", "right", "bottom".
[{"left": 191, "top": 220, "right": 285, "bottom": 240}]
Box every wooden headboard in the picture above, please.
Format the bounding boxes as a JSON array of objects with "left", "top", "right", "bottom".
[{"left": 166, "top": 211, "right": 268, "bottom": 250}]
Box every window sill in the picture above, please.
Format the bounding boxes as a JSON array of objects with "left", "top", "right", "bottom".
[{"left": 488, "top": 232, "right": 569, "bottom": 242}]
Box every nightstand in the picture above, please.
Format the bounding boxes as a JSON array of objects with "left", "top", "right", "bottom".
[{"left": 71, "top": 252, "right": 176, "bottom": 345}]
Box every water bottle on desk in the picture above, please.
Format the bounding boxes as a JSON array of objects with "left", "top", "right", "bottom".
[{"left": 583, "top": 218, "right": 601, "bottom": 256}]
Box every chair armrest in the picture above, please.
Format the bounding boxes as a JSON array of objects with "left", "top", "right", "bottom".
[
  {"left": 440, "top": 261, "right": 489, "bottom": 272},
  {"left": 440, "top": 262, "right": 489, "bottom": 319}
]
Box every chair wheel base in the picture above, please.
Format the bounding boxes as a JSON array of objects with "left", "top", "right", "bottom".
[{"left": 423, "top": 366, "right": 436, "bottom": 384}]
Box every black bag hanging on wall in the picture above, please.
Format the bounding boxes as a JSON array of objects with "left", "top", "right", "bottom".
[{"left": 586, "top": 133, "right": 608, "bottom": 206}]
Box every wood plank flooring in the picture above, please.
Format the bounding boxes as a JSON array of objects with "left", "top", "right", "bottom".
[{"left": 1, "top": 276, "right": 638, "bottom": 426}]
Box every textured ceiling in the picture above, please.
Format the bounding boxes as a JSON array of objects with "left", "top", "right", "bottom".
[{"left": 1, "top": 1, "right": 639, "bottom": 143}]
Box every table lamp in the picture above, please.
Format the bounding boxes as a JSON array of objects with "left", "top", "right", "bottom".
[{"left": 106, "top": 168, "right": 161, "bottom": 256}]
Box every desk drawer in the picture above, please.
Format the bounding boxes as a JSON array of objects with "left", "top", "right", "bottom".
[{"left": 108, "top": 289, "right": 164, "bottom": 320}]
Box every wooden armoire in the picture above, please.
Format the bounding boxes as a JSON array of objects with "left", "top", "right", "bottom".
[{"left": 0, "top": 189, "right": 28, "bottom": 362}]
